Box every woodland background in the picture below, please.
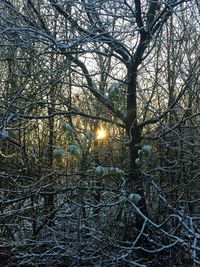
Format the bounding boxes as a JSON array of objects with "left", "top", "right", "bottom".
[{"left": 0, "top": 0, "right": 200, "bottom": 266}]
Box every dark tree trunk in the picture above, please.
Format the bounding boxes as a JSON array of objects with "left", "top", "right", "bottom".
[
  {"left": 125, "top": 65, "right": 148, "bottom": 243},
  {"left": 125, "top": 66, "right": 141, "bottom": 188},
  {"left": 123, "top": 71, "right": 150, "bottom": 264}
]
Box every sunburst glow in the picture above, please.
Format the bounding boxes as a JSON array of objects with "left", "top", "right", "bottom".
[{"left": 96, "top": 127, "right": 107, "bottom": 140}]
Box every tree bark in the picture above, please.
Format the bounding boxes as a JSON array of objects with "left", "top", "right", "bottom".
[
  {"left": 125, "top": 66, "right": 141, "bottom": 185},
  {"left": 125, "top": 65, "right": 148, "bottom": 234}
]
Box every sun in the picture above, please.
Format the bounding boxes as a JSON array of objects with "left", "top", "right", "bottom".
[{"left": 96, "top": 127, "right": 107, "bottom": 140}]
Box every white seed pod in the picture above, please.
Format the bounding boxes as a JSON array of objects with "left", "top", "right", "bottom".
[
  {"left": 67, "top": 145, "right": 80, "bottom": 158},
  {"left": 78, "top": 180, "right": 88, "bottom": 188},
  {"left": 95, "top": 165, "right": 105, "bottom": 176},
  {"left": 135, "top": 158, "right": 141, "bottom": 166},
  {"left": 53, "top": 147, "right": 63, "bottom": 159},
  {"left": 143, "top": 145, "right": 151, "bottom": 152},
  {"left": 85, "top": 131, "right": 93, "bottom": 139},
  {"left": 114, "top": 168, "right": 125, "bottom": 177},
  {"left": 62, "top": 123, "right": 74, "bottom": 134},
  {"left": 128, "top": 193, "right": 141, "bottom": 204},
  {"left": 0, "top": 129, "right": 9, "bottom": 139}
]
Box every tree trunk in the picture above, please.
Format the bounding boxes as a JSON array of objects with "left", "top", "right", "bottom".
[
  {"left": 125, "top": 66, "right": 148, "bottom": 241},
  {"left": 125, "top": 111, "right": 149, "bottom": 264},
  {"left": 125, "top": 66, "right": 141, "bottom": 188}
]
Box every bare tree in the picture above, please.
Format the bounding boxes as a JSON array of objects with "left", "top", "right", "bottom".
[{"left": 0, "top": 0, "right": 200, "bottom": 266}]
